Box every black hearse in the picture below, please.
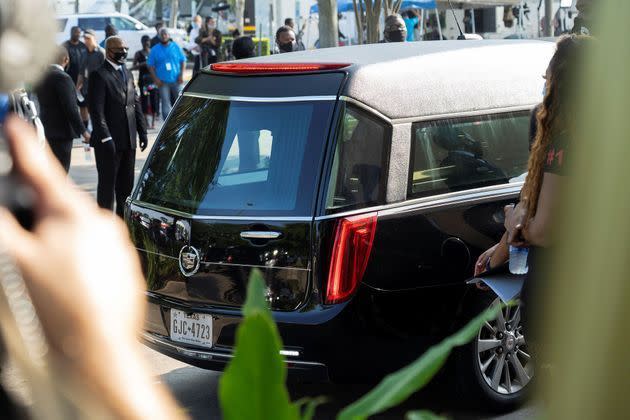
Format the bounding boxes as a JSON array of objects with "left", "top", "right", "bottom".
[{"left": 126, "top": 40, "right": 554, "bottom": 410}]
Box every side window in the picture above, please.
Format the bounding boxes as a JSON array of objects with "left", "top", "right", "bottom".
[
  {"left": 217, "top": 129, "right": 273, "bottom": 186},
  {"left": 78, "top": 17, "right": 108, "bottom": 31},
  {"left": 56, "top": 18, "right": 68, "bottom": 32},
  {"left": 409, "top": 112, "right": 531, "bottom": 198},
  {"left": 325, "top": 104, "right": 389, "bottom": 213},
  {"left": 111, "top": 17, "right": 138, "bottom": 31}
]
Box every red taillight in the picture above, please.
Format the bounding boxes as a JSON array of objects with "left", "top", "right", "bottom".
[
  {"left": 326, "top": 213, "right": 378, "bottom": 305},
  {"left": 210, "top": 62, "right": 350, "bottom": 74}
]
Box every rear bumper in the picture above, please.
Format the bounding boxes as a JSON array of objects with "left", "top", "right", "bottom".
[
  {"left": 143, "top": 288, "right": 452, "bottom": 382},
  {"left": 143, "top": 292, "right": 347, "bottom": 382},
  {"left": 142, "top": 331, "right": 330, "bottom": 382}
]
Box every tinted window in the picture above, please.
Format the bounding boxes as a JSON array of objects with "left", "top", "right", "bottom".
[
  {"left": 78, "top": 17, "right": 108, "bottom": 31},
  {"left": 111, "top": 17, "right": 137, "bottom": 31},
  {"left": 136, "top": 96, "right": 335, "bottom": 216},
  {"left": 409, "top": 112, "right": 531, "bottom": 198},
  {"left": 325, "top": 104, "right": 389, "bottom": 213}
]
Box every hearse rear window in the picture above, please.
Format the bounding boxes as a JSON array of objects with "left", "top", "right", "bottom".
[
  {"left": 409, "top": 111, "right": 531, "bottom": 198},
  {"left": 136, "top": 95, "right": 335, "bottom": 216}
]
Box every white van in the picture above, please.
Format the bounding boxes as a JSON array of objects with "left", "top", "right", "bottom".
[{"left": 56, "top": 12, "right": 187, "bottom": 56}]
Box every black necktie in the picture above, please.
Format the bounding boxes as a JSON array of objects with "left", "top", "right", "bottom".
[{"left": 118, "top": 67, "right": 127, "bottom": 86}]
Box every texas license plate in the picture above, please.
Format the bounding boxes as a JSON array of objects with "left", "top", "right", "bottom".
[{"left": 170, "top": 309, "right": 213, "bottom": 348}]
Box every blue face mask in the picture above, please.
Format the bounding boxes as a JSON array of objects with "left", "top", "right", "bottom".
[{"left": 542, "top": 81, "right": 547, "bottom": 98}]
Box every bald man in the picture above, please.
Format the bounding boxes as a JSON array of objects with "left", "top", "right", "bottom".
[{"left": 88, "top": 36, "right": 148, "bottom": 217}]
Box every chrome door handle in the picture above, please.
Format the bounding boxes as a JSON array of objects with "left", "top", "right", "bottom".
[{"left": 240, "top": 231, "right": 282, "bottom": 240}]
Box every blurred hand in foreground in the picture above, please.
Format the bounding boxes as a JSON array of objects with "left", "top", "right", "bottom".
[{"left": 0, "top": 116, "right": 185, "bottom": 420}]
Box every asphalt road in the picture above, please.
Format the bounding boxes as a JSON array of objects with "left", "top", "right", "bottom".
[{"left": 62, "top": 124, "right": 537, "bottom": 419}]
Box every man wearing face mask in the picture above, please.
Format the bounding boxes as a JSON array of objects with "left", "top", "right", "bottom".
[
  {"left": 275, "top": 26, "right": 303, "bottom": 54},
  {"left": 383, "top": 14, "right": 407, "bottom": 42},
  {"left": 34, "top": 47, "right": 90, "bottom": 172},
  {"left": 88, "top": 36, "right": 148, "bottom": 217}
]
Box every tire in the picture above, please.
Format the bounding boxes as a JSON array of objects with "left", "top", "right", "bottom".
[{"left": 454, "top": 290, "right": 534, "bottom": 412}]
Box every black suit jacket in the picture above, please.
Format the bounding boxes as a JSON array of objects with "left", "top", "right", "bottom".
[
  {"left": 87, "top": 62, "right": 147, "bottom": 150},
  {"left": 35, "top": 66, "right": 85, "bottom": 141}
]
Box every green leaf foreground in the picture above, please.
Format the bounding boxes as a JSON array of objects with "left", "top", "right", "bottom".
[
  {"left": 405, "top": 410, "right": 447, "bottom": 420},
  {"left": 218, "top": 269, "right": 300, "bottom": 420},
  {"left": 337, "top": 304, "right": 501, "bottom": 420}
]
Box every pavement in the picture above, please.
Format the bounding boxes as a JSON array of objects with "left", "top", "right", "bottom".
[
  {"left": 1, "top": 120, "right": 538, "bottom": 419},
  {"left": 68, "top": 122, "right": 160, "bottom": 196}
]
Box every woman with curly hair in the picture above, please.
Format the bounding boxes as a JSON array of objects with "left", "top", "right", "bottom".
[{"left": 475, "top": 35, "right": 591, "bottom": 325}]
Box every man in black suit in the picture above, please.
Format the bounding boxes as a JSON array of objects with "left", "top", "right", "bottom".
[
  {"left": 88, "top": 36, "right": 148, "bottom": 217},
  {"left": 35, "top": 47, "right": 90, "bottom": 172}
]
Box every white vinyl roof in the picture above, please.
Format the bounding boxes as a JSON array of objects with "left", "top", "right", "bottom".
[{"left": 244, "top": 40, "right": 556, "bottom": 120}]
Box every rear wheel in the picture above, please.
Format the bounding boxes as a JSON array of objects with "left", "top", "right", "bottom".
[{"left": 456, "top": 294, "right": 534, "bottom": 412}]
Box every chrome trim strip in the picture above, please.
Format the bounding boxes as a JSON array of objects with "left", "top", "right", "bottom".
[
  {"left": 339, "top": 96, "right": 391, "bottom": 123},
  {"left": 240, "top": 231, "right": 282, "bottom": 240},
  {"left": 134, "top": 249, "right": 311, "bottom": 272},
  {"left": 338, "top": 96, "right": 536, "bottom": 125},
  {"left": 183, "top": 92, "right": 337, "bottom": 103},
  {"left": 201, "top": 261, "right": 310, "bottom": 272},
  {"left": 130, "top": 200, "right": 313, "bottom": 221},
  {"left": 143, "top": 333, "right": 320, "bottom": 366},
  {"left": 137, "top": 247, "right": 178, "bottom": 260},
  {"left": 396, "top": 104, "right": 536, "bottom": 124},
  {"left": 316, "top": 183, "right": 522, "bottom": 220},
  {"left": 133, "top": 183, "right": 520, "bottom": 224}
]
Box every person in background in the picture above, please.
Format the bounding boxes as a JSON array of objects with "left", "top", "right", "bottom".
[
  {"left": 284, "top": 17, "right": 306, "bottom": 50},
  {"left": 402, "top": 9, "right": 420, "bottom": 41},
  {"left": 423, "top": 15, "right": 446, "bottom": 41},
  {"left": 62, "top": 26, "right": 87, "bottom": 127},
  {"left": 88, "top": 36, "right": 148, "bottom": 217},
  {"left": 196, "top": 17, "right": 221, "bottom": 67},
  {"left": 337, "top": 13, "right": 348, "bottom": 45},
  {"left": 34, "top": 47, "right": 90, "bottom": 172},
  {"left": 81, "top": 29, "right": 105, "bottom": 129},
  {"left": 99, "top": 23, "right": 118, "bottom": 49},
  {"left": 383, "top": 14, "right": 407, "bottom": 42},
  {"left": 0, "top": 116, "right": 184, "bottom": 420},
  {"left": 132, "top": 35, "right": 159, "bottom": 129},
  {"left": 148, "top": 28, "right": 186, "bottom": 121},
  {"left": 572, "top": 0, "right": 593, "bottom": 35},
  {"left": 275, "top": 26, "right": 303, "bottom": 53},
  {"left": 188, "top": 15, "right": 203, "bottom": 75},
  {"left": 232, "top": 36, "right": 255, "bottom": 59},
  {"left": 151, "top": 21, "right": 164, "bottom": 47}
]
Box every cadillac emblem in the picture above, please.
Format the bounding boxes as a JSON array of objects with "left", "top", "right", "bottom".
[{"left": 178, "top": 245, "right": 200, "bottom": 277}]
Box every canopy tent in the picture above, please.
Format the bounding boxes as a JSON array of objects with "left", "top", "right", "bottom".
[
  {"left": 309, "top": 0, "right": 437, "bottom": 14},
  {"left": 443, "top": 0, "right": 522, "bottom": 5},
  {"left": 307, "top": 0, "right": 524, "bottom": 45}
]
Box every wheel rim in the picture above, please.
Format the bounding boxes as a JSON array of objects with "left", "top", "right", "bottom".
[{"left": 476, "top": 298, "right": 534, "bottom": 395}]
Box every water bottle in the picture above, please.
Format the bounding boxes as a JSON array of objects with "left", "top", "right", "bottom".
[
  {"left": 84, "top": 144, "right": 92, "bottom": 162},
  {"left": 509, "top": 246, "right": 529, "bottom": 275}
]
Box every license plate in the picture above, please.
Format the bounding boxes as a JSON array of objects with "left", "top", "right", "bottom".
[{"left": 170, "top": 309, "right": 213, "bottom": 348}]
